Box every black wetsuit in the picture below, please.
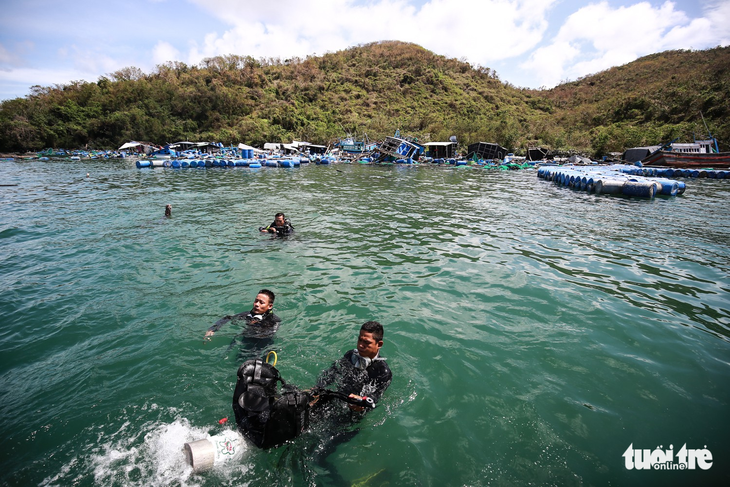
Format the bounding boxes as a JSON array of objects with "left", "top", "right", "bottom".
[
  {"left": 301, "top": 348, "right": 392, "bottom": 475},
  {"left": 208, "top": 309, "right": 281, "bottom": 338},
  {"left": 209, "top": 310, "right": 282, "bottom": 361},
  {"left": 262, "top": 219, "right": 294, "bottom": 236},
  {"left": 315, "top": 349, "right": 392, "bottom": 407}
]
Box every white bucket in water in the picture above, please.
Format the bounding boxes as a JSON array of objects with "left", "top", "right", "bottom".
[{"left": 183, "top": 430, "right": 244, "bottom": 472}]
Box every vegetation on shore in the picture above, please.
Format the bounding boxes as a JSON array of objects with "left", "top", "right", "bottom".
[{"left": 0, "top": 41, "right": 728, "bottom": 157}]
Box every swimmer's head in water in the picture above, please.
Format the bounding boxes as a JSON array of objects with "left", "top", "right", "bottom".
[
  {"left": 252, "top": 289, "right": 275, "bottom": 314},
  {"left": 357, "top": 321, "right": 384, "bottom": 359}
]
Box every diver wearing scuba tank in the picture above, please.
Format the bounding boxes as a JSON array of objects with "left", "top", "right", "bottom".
[
  {"left": 231, "top": 322, "right": 390, "bottom": 451},
  {"left": 260, "top": 212, "right": 294, "bottom": 236}
]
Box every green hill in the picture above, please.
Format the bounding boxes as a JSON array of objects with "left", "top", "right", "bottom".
[
  {"left": 0, "top": 41, "right": 728, "bottom": 156},
  {"left": 533, "top": 47, "right": 730, "bottom": 155}
]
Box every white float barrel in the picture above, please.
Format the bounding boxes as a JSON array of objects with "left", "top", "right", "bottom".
[
  {"left": 622, "top": 180, "right": 656, "bottom": 198},
  {"left": 594, "top": 178, "right": 626, "bottom": 195}
]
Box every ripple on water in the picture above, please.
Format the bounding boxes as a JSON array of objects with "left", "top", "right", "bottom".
[{"left": 1, "top": 162, "right": 729, "bottom": 485}]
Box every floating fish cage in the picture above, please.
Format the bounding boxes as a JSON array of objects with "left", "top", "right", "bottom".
[
  {"left": 136, "top": 158, "right": 304, "bottom": 169},
  {"left": 536, "top": 165, "right": 690, "bottom": 198},
  {"left": 613, "top": 165, "right": 729, "bottom": 179}
]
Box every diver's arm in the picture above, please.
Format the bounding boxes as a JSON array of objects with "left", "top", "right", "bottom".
[
  {"left": 366, "top": 376, "right": 392, "bottom": 404},
  {"left": 204, "top": 312, "right": 247, "bottom": 337},
  {"left": 361, "top": 362, "right": 393, "bottom": 404},
  {"left": 205, "top": 318, "right": 228, "bottom": 337},
  {"left": 316, "top": 360, "right": 339, "bottom": 388},
  {"left": 260, "top": 221, "right": 278, "bottom": 233}
]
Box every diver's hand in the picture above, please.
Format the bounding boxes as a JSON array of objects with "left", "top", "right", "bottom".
[{"left": 348, "top": 394, "right": 365, "bottom": 412}]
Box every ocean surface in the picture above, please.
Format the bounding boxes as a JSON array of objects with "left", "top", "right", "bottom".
[{"left": 1, "top": 159, "right": 728, "bottom": 486}]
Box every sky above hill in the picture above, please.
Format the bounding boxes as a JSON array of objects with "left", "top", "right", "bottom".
[{"left": 1, "top": 0, "right": 728, "bottom": 100}]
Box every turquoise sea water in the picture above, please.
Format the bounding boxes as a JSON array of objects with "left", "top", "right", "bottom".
[{"left": 1, "top": 159, "right": 728, "bottom": 486}]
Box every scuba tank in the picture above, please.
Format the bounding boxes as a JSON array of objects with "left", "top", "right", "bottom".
[
  {"left": 232, "top": 358, "right": 311, "bottom": 449},
  {"left": 232, "top": 357, "right": 374, "bottom": 449}
]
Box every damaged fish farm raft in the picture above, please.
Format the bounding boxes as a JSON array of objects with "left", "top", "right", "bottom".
[{"left": 536, "top": 165, "right": 698, "bottom": 198}]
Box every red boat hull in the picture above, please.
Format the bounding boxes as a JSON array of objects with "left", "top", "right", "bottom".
[{"left": 642, "top": 150, "right": 730, "bottom": 168}]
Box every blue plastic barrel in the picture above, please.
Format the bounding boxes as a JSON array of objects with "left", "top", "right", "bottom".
[
  {"left": 171, "top": 160, "right": 181, "bottom": 168},
  {"left": 586, "top": 177, "right": 594, "bottom": 193},
  {"left": 136, "top": 160, "right": 151, "bottom": 168},
  {"left": 580, "top": 176, "right": 589, "bottom": 191},
  {"left": 181, "top": 160, "right": 190, "bottom": 168},
  {"left": 653, "top": 179, "right": 679, "bottom": 196},
  {"left": 249, "top": 163, "right": 262, "bottom": 168}
]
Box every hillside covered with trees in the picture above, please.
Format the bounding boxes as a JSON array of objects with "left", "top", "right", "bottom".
[{"left": 0, "top": 41, "right": 728, "bottom": 157}]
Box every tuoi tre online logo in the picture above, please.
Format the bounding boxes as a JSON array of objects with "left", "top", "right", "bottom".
[{"left": 623, "top": 444, "right": 712, "bottom": 470}]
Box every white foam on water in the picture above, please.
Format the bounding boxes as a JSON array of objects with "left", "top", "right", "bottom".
[
  {"left": 90, "top": 416, "right": 206, "bottom": 486},
  {"left": 41, "top": 407, "right": 254, "bottom": 487}
]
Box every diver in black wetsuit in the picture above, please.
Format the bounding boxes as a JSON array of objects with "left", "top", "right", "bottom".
[
  {"left": 313, "top": 321, "right": 392, "bottom": 416},
  {"left": 205, "top": 289, "right": 281, "bottom": 353},
  {"left": 260, "top": 212, "right": 294, "bottom": 236},
  {"left": 230, "top": 321, "right": 391, "bottom": 484},
  {"left": 297, "top": 321, "right": 393, "bottom": 483}
]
